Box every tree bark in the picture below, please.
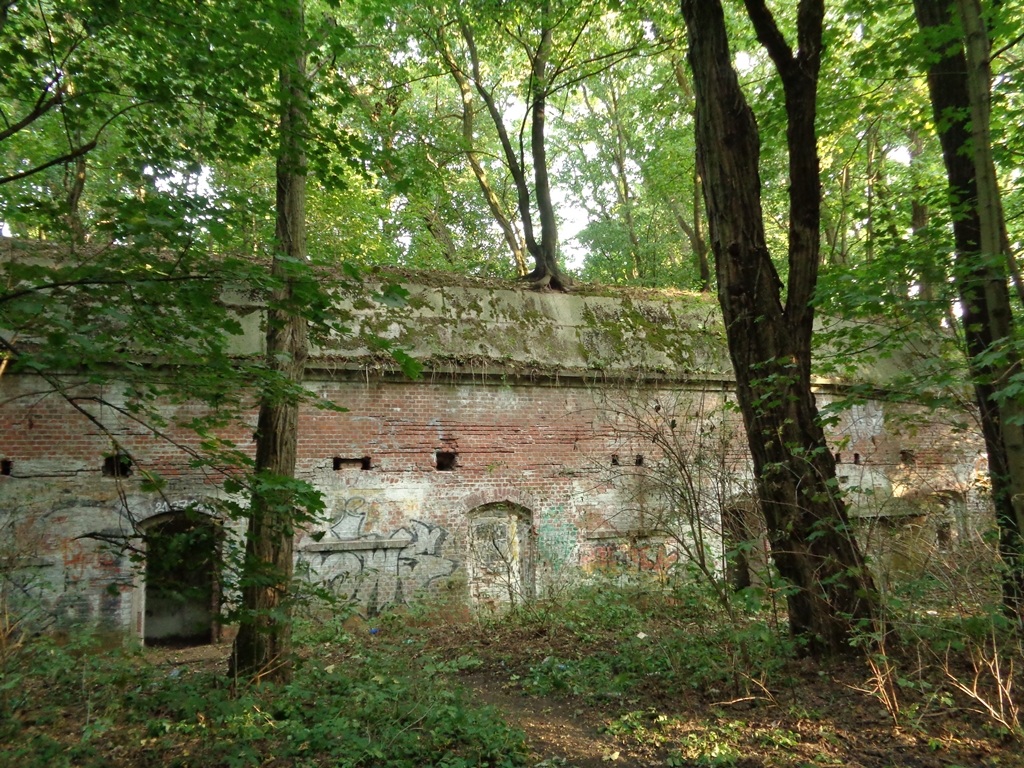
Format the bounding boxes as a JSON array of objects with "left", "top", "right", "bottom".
[
  {"left": 956, "top": 0, "right": 1024, "bottom": 310},
  {"left": 666, "top": 61, "right": 711, "bottom": 291},
  {"left": 664, "top": 190, "right": 710, "bottom": 292},
  {"left": 460, "top": 19, "right": 542, "bottom": 265},
  {"left": 230, "top": 6, "right": 309, "bottom": 683},
  {"left": 681, "top": 0, "right": 875, "bottom": 654},
  {"left": 914, "top": 0, "right": 1024, "bottom": 614}
]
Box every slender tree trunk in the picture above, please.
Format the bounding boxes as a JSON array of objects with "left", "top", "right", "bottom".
[
  {"left": 956, "top": 0, "right": 1024, "bottom": 310},
  {"left": 460, "top": 19, "right": 541, "bottom": 264},
  {"left": 658, "top": 55, "right": 712, "bottom": 292},
  {"left": 525, "top": 6, "right": 570, "bottom": 291},
  {"left": 230, "top": 6, "right": 309, "bottom": 682},
  {"left": 909, "top": 132, "right": 941, "bottom": 304},
  {"left": 664, "top": 191, "right": 710, "bottom": 292},
  {"left": 914, "top": 0, "right": 1024, "bottom": 614},
  {"left": 864, "top": 121, "right": 880, "bottom": 262},
  {"left": 421, "top": 204, "right": 459, "bottom": 264},
  {"left": 435, "top": 27, "right": 529, "bottom": 276},
  {"left": 459, "top": 10, "right": 568, "bottom": 290},
  {"left": 64, "top": 154, "right": 86, "bottom": 243},
  {"left": 681, "top": 0, "right": 875, "bottom": 654},
  {"left": 607, "top": 87, "right": 642, "bottom": 280},
  {"left": 693, "top": 170, "right": 710, "bottom": 292}
]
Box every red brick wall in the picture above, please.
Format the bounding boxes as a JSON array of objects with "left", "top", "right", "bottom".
[{"left": 0, "top": 372, "right": 989, "bottom": 634}]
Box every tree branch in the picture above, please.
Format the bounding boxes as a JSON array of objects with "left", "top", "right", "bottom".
[
  {"left": 0, "top": 87, "right": 64, "bottom": 144},
  {"left": 742, "top": 0, "right": 795, "bottom": 74}
]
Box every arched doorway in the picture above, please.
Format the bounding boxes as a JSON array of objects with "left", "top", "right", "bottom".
[
  {"left": 466, "top": 503, "right": 534, "bottom": 608},
  {"left": 141, "top": 510, "right": 220, "bottom": 647}
]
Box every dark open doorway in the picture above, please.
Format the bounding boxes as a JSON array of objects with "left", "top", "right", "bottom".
[{"left": 143, "top": 511, "right": 219, "bottom": 647}]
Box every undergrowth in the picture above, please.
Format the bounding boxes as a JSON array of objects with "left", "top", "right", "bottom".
[
  {"left": 0, "top": 610, "right": 528, "bottom": 768},
  {"left": 4, "top": 571, "right": 1023, "bottom": 767},
  {"left": 474, "top": 573, "right": 795, "bottom": 701}
]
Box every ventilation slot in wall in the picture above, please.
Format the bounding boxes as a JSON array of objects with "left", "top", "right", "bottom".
[
  {"left": 611, "top": 454, "right": 620, "bottom": 467},
  {"left": 334, "top": 457, "right": 371, "bottom": 471},
  {"left": 103, "top": 453, "right": 133, "bottom": 478},
  {"left": 435, "top": 452, "right": 457, "bottom": 471},
  {"left": 0, "top": 459, "right": 11, "bottom": 476},
  {"left": 635, "top": 454, "right": 644, "bottom": 466}
]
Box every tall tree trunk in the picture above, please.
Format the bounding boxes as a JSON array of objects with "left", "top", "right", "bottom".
[
  {"left": 908, "top": 131, "right": 942, "bottom": 304},
  {"left": 460, "top": 19, "right": 542, "bottom": 265},
  {"left": 525, "top": 5, "right": 570, "bottom": 291},
  {"left": 663, "top": 190, "right": 710, "bottom": 292},
  {"left": 914, "top": 0, "right": 1024, "bottom": 614},
  {"left": 662, "top": 58, "right": 711, "bottom": 292},
  {"left": 607, "top": 87, "right": 643, "bottom": 280},
  {"left": 681, "top": 0, "right": 875, "bottom": 654},
  {"left": 459, "top": 10, "right": 568, "bottom": 290},
  {"left": 956, "top": 0, "right": 1024, "bottom": 310},
  {"left": 863, "top": 121, "right": 881, "bottom": 262},
  {"left": 434, "top": 26, "right": 529, "bottom": 276},
  {"left": 230, "top": 5, "right": 309, "bottom": 682}
]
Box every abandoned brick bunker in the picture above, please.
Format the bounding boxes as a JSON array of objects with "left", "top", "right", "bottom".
[{"left": 0, "top": 271, "right": 988, "bottom": 646}]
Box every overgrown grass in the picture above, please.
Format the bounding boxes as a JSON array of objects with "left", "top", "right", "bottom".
[
  {"left": 4, "top": 571, "right": 1023, "bottom": 767},
  {"left": 488, "top": 574, "right": 795, "bottom": 701},
  {"left": 0, "top": 610, "right": 528, "bottom": 768}
]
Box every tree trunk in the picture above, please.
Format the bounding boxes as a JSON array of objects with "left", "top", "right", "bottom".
[
  {"left": 664, "top": 191, "right": 710, "bottom": 292},
  {"left": 956, "top": 0, "right": 1024, "bottom": 310},
  {"left": 681, "top": 0, "right": 875, "bottom": 654},
  {"left": 459, "top": 10, "right": 568, "bottom": 290},
  {"left": 230, "top": 8, "right": 309, "bottom": 683},
  {"left": 64, "top": 154, "right": 87, "bottom": 243},
  {"left": 607, "top": 87, "right": 643, "bottom": 280},
  {"left": 460, "top": 19, "right": 542, "bottom": 265},
  {"left": 914, "top": 0, "right": 1024, "bottom": 614},
  {"left": 693, "top": 170, "right": 710, "bottom": 292},
  {"left": 525, "top": 6, "right": 570, "bottom": 291},
  {"left": 434, "top": 26, "right": 529, "bottom": 276}
]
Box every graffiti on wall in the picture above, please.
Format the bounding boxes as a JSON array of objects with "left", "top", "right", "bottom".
[
  {"left": 297, "top": 498, "right": 459, "bottom": 616},
  {"left": 536, "top": 511, "right": 579, "bottom": 573},
  {"left": 583, "top": 539, "right": 679, "bottom": 580}
]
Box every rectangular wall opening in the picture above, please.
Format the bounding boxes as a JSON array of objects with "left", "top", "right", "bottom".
[
  {"left": 103, "top": 453, "right": 133, "bottom": 477},
  {"left": 435, "top": 451, "right": 457, "bottom": 471},
  {"left": 334, "top": 457, "right": 371, "bottom": 471}
]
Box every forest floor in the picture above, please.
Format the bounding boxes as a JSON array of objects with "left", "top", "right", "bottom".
[
  {"left": 5, "top": 582, "right": 1024, "bottom": 767},
  {"left": 419, "top": 616, "right": 1024, "bottom": 768}
]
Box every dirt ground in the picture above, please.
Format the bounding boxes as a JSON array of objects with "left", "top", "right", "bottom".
[{"left": 416, "top": 620, "right": 1024, "bottom": 768}]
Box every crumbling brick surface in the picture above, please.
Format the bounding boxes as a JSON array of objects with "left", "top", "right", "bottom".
[{"left": 0, "top": 369, "right": 989, "bottom": 637}]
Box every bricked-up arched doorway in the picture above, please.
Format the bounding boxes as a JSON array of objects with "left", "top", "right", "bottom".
[
  {"left": 141, "top": 511, "right": 220, "bottom": 647},
  {"left": 466, "top": 503, "right": 535, "bottom": 608}
]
